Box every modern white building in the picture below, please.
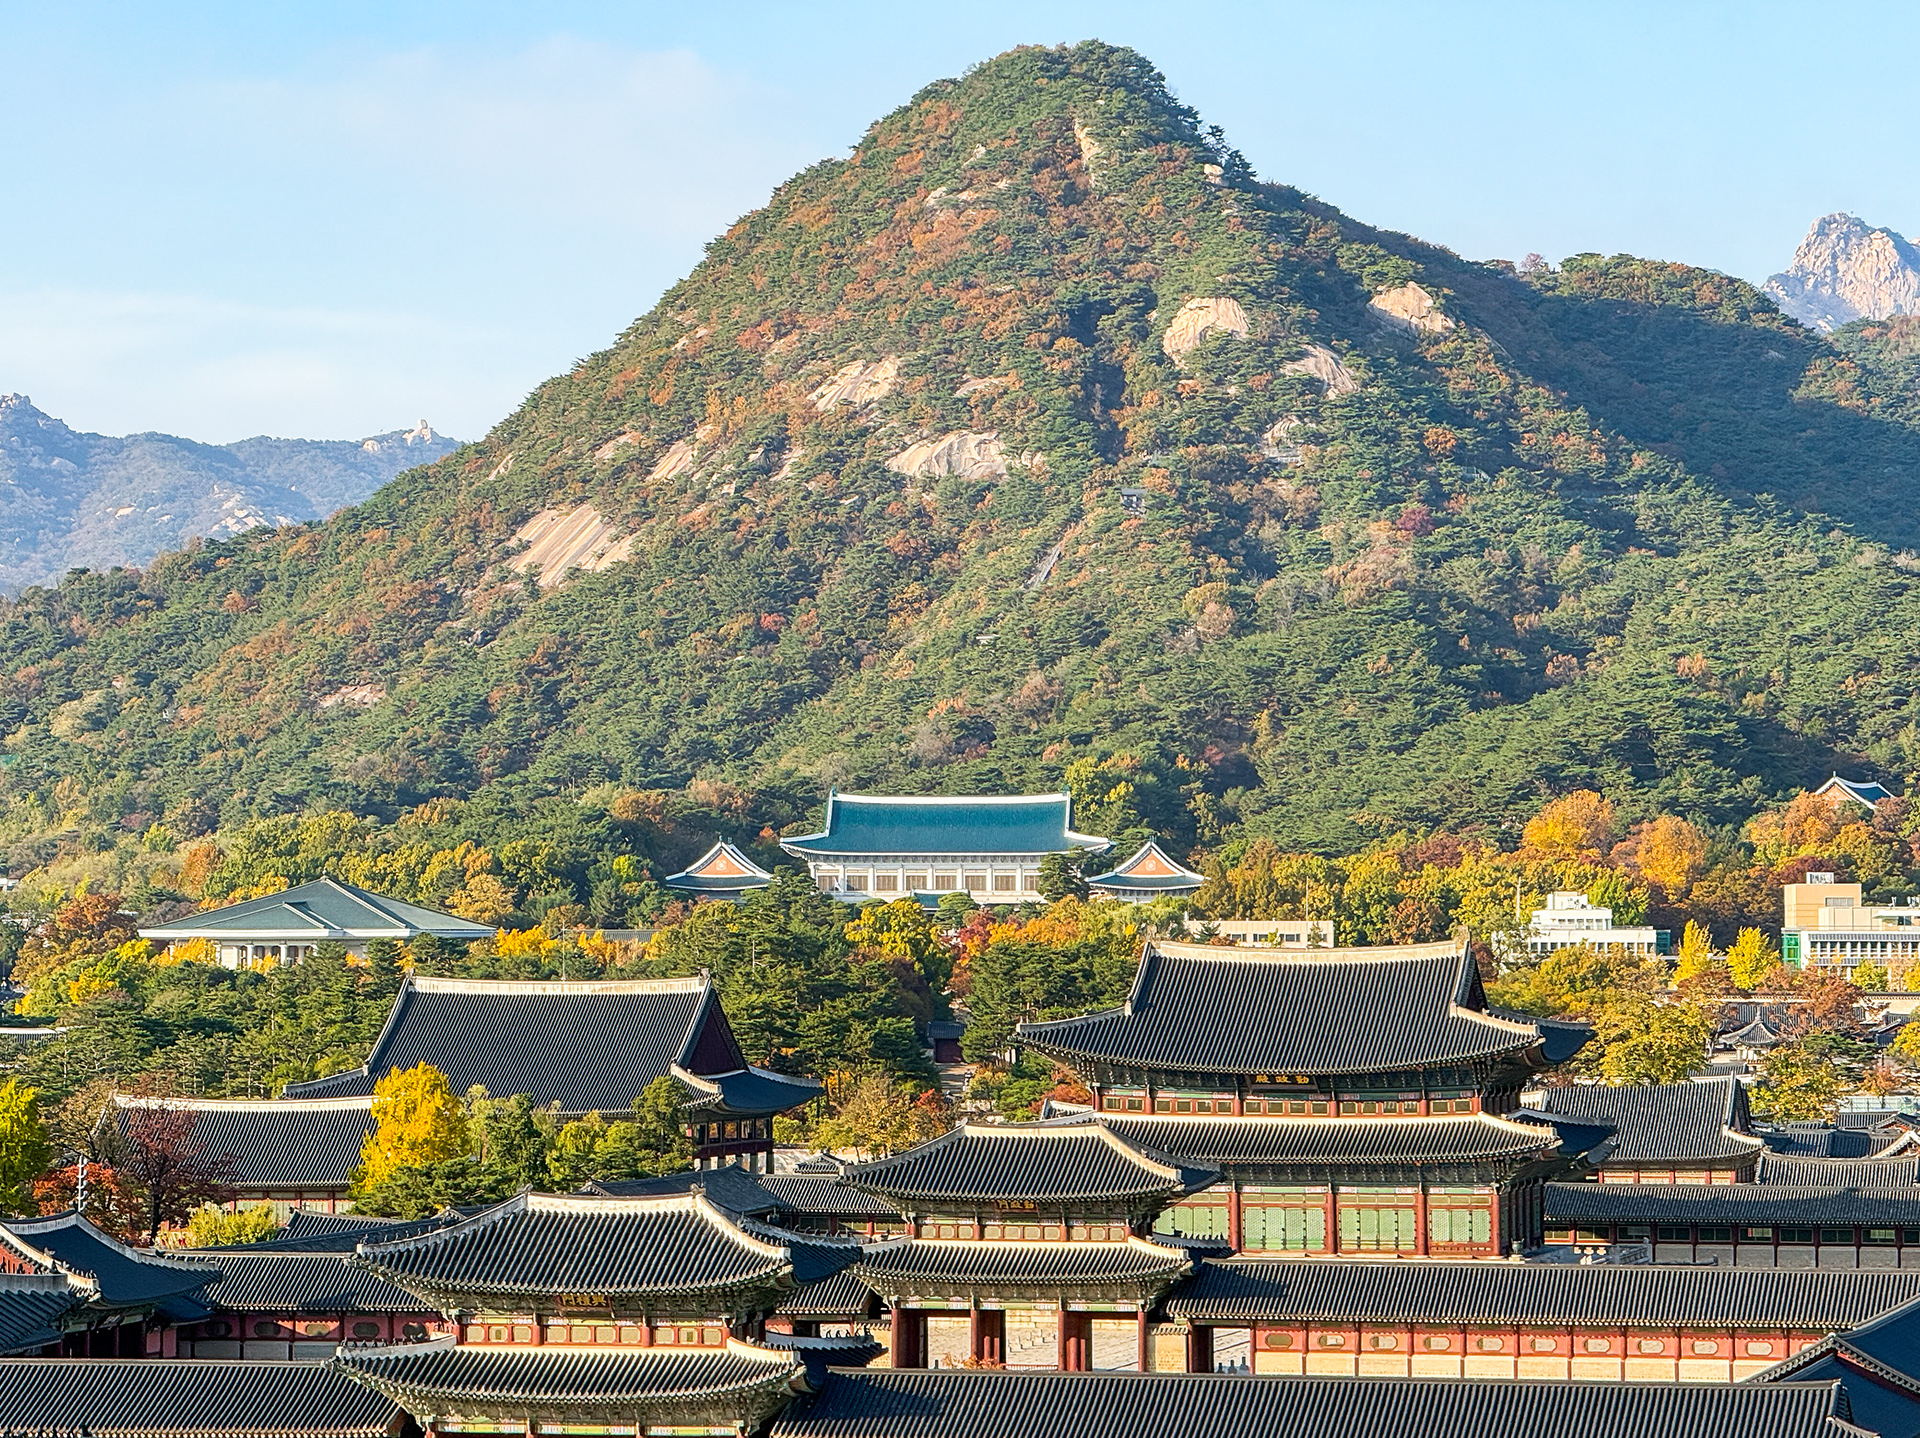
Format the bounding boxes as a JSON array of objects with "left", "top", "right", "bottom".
[
  {"left": 1519, "top": 891, "right": 1668, "bottom": 959},
  {"left": 138, "top": 876, "right": 495, "bottom": 968},
  {"left": 1782, "top": 872, "right": 1920, "bottom": 979},
  {"left": 779, "top": 791, "right": 1110, "bottom": 902}
]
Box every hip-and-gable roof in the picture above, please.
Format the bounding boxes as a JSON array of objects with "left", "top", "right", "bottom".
[
  {"left": 845, "top": 1123, "right": 1214, "bottom": 1206},
  {"left": 139, "top": 876, "right": 495, "bottom": 943},
  {"left": 1019, "top": 940, "right": 1581, "bottom": 1077},
  {"left": 779, "top": 792, "right": 1110, "bottom": 858},
  {"left": 1536, "top": 1077, "right": 1762, "bottom": 1166},
  {"left": 283, "top": 973, "right": 814, "bottom": 1116},
  {"left": 107, "top": 1095, "right": 374, "bottom": 1190}
]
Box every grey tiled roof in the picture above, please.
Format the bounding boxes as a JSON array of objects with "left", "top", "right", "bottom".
[
  {"left": 1019, "top": 941, "right": 1571, "bottom": 1076},
  {"left": 349, "top": 1192, "right": 798, "bottom": 1302},
  {"left": 1756, "top": 1153, "right": 1920, "bottom": 1187},
  {"left": 852, "top": 1237, "right": 1189, "bottom": 1289},
  {"left": 1750, "top": 1292, "right": 1920, "bottom": 1438},
  {"left": 332, "top": 1336, "right": 802, "bottom": 1416},
  {"left": 757, "top": 1174, "right": 903, "bottom": 1218},
  {"left": 1536, "top": 1079, "right": 1761, "bottom": 1164},
  {"left": 109, "top": 1096, "right": 374, "bottom": 1190},
  {"left": 0, "top": 1358, "right": 399, "bottom": 1437},
  {"left": 0, "top": 1274, "right": 80, "bottom": 1354},
  {"left": 1088, "top": 1113, "right": 1561, "bottom": 1168},
  {"left": 285, "top": 973, "right": 814, "bottom": 1117},
  {"left": 258, "top": 1209, "right": 460, "bottom": 1253},
  {"left": 1545, "top": 1181, "right": 1920, "bottom": 1225},
  {"left": 770, "top": 1369, "right": 1852, "bottom": 1438},
  {"left": 845, "top": 1123, "right": 1213, "bottom": 1205},
  {"left": 777, "top": 1266, "right": 876, "bottom": 1319},
  {"left": 0, "top": 1213, "right": 218, "bottom": 1316},
  {"left": 200, "top": 1251, "right": 435, "bottom": 1314},
  {"left": 1165, "top": 1258, "right": 1920, "bottom": 1327}
]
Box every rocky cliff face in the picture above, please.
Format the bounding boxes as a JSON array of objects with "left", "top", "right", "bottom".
[
  {"left": 0, "top": 396, "right": 457, "bottom": 588},
  {"left": 1765, "top": 213, "right": 1920, "bottom": 332}
]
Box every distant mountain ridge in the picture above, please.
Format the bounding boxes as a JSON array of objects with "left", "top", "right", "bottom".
[
  {"left": 1765, "top": 213, "right": 1920, "bottom": 332},
  {"left": 0, "top": 395, "right": 458, "bottom": 589}
]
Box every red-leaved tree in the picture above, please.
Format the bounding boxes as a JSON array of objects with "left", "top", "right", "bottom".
[{"left": 111, "top": 1105, "right": 234, "bottom": 1244}]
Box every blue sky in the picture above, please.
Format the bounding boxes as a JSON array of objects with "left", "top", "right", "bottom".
[{"left": 4, "top": 1, "right": 1916, "bottom": 443}]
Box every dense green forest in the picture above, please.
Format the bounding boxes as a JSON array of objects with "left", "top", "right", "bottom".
[{"left": 2, "top": 42, "right": 1920, "bottom": 935}]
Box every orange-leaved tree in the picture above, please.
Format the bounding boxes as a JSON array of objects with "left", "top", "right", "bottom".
[{"left": 1521, "top": 791, "right": 1616, "bottom": 863}]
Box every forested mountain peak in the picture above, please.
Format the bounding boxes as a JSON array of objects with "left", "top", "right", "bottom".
[{"left": 6, "top": 40, "right": 1920, "bottom": 885}]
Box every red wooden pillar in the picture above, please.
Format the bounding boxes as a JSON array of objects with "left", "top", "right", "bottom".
[
  {"left": 1137, "top": 1306, "right": 1150, "bottom": 1372},
  {"left": 1415, "top": 1185, "right": 1429, "bottom": 1256},
  {"left": 1227, "top": 1183, "right": 1243, "bottom": 1252},
  {"left": 1325, "top": 1185, "right": 1341, "bottom": 1254}
]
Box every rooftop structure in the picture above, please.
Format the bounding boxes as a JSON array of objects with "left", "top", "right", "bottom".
[
  {"left": 103, "top": 1094, "right": 375, "bottom": 1210},
  {"left": 346, "top": 1190, "right": 859, "bottom": 1323},
  {"left": 1086, "top": 842, "right": 1204, "bottom": 904},
  {"left": 1753, "top": 1290, "right": 1920, "bottom": 1438},
  {"left": 1517, "top": 891, "right": 1667, "bottom": 959},
  {"left": 1019, "top": 939, "right": 1586, "bottom": 1087},
  {"left": 282, "top": 973, "right": 820, "bottom": 1168},
  {"left": 770, "top": 1368, "right": 1857, "bottom": 1438},
  {"left": 779, "top": 792, "right": 1110, "bottom": 902},
  {"left": 1781, "top": 873, "right": 1920, "bottom": 979},
  {"left": 0, "top": 1358, "right": 401, "bottom": 1438},
  {"left": 138, "top": 875, "right": 495, "bottom": 968},
  {"left": 0, "top": 1212, "right": 218, "bottom": 1350},
  {"left": 1013, "top": 939, "right": 1592, "bottom": 1260},
  {"left": 1167, "top": 1258, "right": 1920, "bottom": 1380},
  {"left": 184, "top": 1248, "right": 440, "bottom": 1359},
  {"left": 663, "top": 841, "right": 774, "bottom": 901},
  {"left": 1814, "top": 775, "right": 1897, "bottom": 810},
  {"left": 333, "top": 1335, "right": 806, "bottom": 1434},
  {"left": 1533, "top": 1078, "right": 1764, "bottom": 1182},
  {"left": 0, "top": 1273, "right": 84, "bottom": 1356}
]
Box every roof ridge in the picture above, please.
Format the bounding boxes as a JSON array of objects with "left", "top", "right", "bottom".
[
  {"left": 111, "top": 1093, "right": 376, "bottom": 1113},
  {"left": 406, "top": 974, "right": 709, "bottom": 996}
]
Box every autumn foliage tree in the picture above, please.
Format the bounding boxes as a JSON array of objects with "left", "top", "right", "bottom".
[
  {"left": 1521, "top": 790, "right": 1617, "bottom": 863},
  {"left": 351, "top": 1063, "right": 470, "bottom": 1197},
  {"left": 111, "top": 1102, "right": 236, "bottom": 1243}
]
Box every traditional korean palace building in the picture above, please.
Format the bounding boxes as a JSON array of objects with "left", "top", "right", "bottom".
[
  {"left": 285, "top": 973, "right": 821, "bottom": 1170},
  {"left": 139, "top": 876, "right": 495, "bottom": 968},
  {"left": 328, "top": 1190, "right": 873, "bottom": 1436},
  {"left": 1015, "top": 938, "right": 1593, "bottom": 1258},
  {"left": 105, "top": 1094, "right": 376, "bottom": 1215},
  {"left": 840, "top": 1123, "right": 1210, "bottom": 1372},
  {"left": 1085, "top": 842, "right": 1204, "bottom": 904},
  {"left": 779, "top": 792, "right": 1110, "bottom": 901},
  {"left": 1534, "top": 1078, "right": 1765, "bottom": 1184}
]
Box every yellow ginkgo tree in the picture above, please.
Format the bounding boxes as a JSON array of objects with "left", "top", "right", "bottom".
[{"left": 350, "top": 1063, "right": 470, "bottom": 1198}]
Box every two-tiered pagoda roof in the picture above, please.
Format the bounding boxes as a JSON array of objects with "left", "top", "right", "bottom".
[
  {"left": 285, "top": 973, "right": 820, "bottom": 1120},
  {"left": 1018, "top": 939, "right": 1586, "bottom": 1082}
]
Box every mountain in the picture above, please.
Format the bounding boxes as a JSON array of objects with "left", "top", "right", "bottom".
[
  {"left": 4, "top": 40, "right": 1920, "bottom": 878},
  {"left": 0, "top": 396, "right": 457, "bottom": 588},
  {"left": 1764, "top": 213, "right": 1920, "bottom": 332}
]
